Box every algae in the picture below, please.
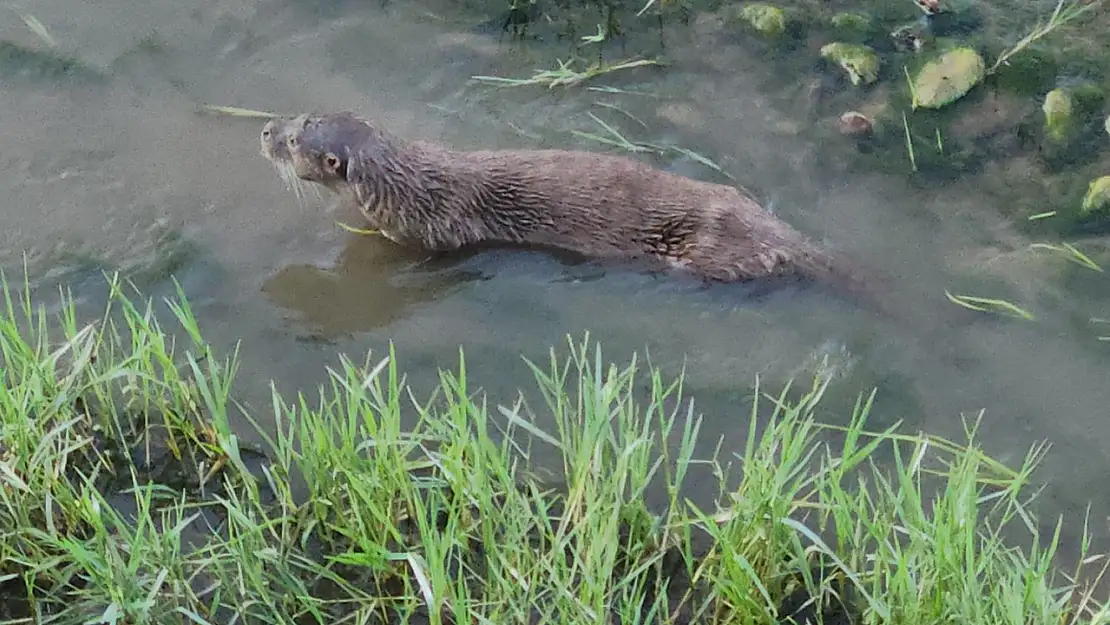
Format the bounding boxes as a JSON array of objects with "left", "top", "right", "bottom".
[
  {"left": 910, "top": 46, "right": 985, "bottom": 109},
  {"left": 830, "top": 12, "right": 875, "bottom": 43},
  {"left": 820, "top": 42, "right": 881, "bottom": 86},
  {"left": 0, "top": 40, "right": 104, "bottom": 82},
  {"left": 1042, "top": 88, "right": 1077, "bottom": 145},
  {"left": 731, "top": 3, "right": 789, "bottom": 38},
  {"left": 1081, "top": 175, "right": 1110, "bottom": 217},
  {"left": 1068, "top": 82, "right": 1106, "bottom": 114}
]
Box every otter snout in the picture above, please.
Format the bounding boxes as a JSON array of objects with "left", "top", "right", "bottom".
[
  {"left": 260, "top": 118, "right": 295, "bottom": 163},
  {"left": 260, "top": 119, "right": 275, "bottom": 141},
  {"left": 259, "top": 119, "right": 276, "bottom": 158}
]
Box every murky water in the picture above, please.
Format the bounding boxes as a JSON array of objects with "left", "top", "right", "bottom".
[{"left": 3, "top": 0, "right": 1110, "bottom": 562}]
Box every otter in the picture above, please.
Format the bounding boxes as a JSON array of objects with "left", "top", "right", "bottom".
[{"left": 259, "top": 111, "right": 892, "bottom": 312}]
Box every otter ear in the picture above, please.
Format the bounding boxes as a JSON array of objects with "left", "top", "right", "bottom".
[{"left": 323, "top": 152, "right": 342, "bottom": 175}]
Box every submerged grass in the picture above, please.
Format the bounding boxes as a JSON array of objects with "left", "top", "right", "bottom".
[
  {"left": 471, "top": 57, "right": 662, "bottom": 89},
  {"left": 943, "top": 290, "right": 1037, "bottom": 320},
  {"left": 986, "top": 0, "right": 1102, "bottom": 76},
  {"left": 572, "top": 110, "right": 736, "bottom": 181},
  {"left": 0, "top": 270, "right": 1108, "bottom": 624}
]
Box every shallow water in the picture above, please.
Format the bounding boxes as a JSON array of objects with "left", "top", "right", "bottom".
[{"left": 3, "top": 0, "right": 1109, "bottom": 565}]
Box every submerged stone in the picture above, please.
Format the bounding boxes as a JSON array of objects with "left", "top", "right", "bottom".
[
  {"left": 1042, "top": 88, "right": 1077, "bottom": 145},
  {"left": 838, "top": 111, "right": 873, "bottom": 136},
  {"left": 910, "top": 46, "right": 985, "bottom": 109},
  {"left": 890, "top": 16, "right": 932, "bottom": 52},
  {"left": 820, "top": 42, "right": 880, "bottom": 86},
  {"left": 731, "top": 3, "right": 788, "bottom": 38},
  {"left": 1081, "top": 176, "right": 1110, "bottom": 217},
  {"left": 915, "top": 0, "right": 941, "bottom": 15},
  {"left": 830, "top": 12, "right": 874, "bottom": 42},
  {"left": 853, "top": 84, "right": 896, "bottom": 132}
]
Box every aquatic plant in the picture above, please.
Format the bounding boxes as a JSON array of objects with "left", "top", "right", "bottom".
[
  {"left": 470, "top": 56, "right": 661, "bottom": 89},
  {"left": 0, "top": 39, "right": 102, "bottom": 82},
  {"left": 943, "top": 290, "right": 1035, "bottom": 320},
  {"left": 472, "top": 14, "right": 663, "bottom": 90},
  {"left": 986, "top": 0, "right": 1101, "bottom": 76},
  {"left": 570, "top": 110, "right": 736, "bottom": 180}
]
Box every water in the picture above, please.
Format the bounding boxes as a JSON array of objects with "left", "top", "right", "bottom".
[{"left": 3, "top": 0, "right": 1109, "bottom": 564}]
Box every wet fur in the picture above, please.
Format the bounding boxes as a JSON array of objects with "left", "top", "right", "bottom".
[{"left": 260, "top": 112, "right": 890, "bottom": 311}]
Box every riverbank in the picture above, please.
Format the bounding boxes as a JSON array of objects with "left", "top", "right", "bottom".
[{"left": 0, "top": 272, "right": 1104, "bottom": 624}]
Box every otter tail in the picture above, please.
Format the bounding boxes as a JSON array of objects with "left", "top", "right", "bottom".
[
  {"left": 798, "top": 243, "right": 971, "bottom": 343},
  {"left": 797, "top": 245, "right": 915, "bottom": 324}
]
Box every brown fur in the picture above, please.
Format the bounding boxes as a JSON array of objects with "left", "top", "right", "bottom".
[{"left": 260, "top": 112, "right": 889, "bottom": 309}]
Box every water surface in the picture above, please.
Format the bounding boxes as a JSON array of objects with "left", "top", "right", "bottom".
[{"left": 3, "top": 0, "right": 1109, "bottom": 564}]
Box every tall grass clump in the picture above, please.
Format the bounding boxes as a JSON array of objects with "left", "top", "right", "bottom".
[
  {"left": 0, "top": 269, "right": 243, "bottom": 623},
  {"left": 0, "top": 270, "right": 1107, "bottom": 624}
]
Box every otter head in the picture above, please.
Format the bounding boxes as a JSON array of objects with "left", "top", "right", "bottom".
[
  {"left": 261, "top": 113, "right": 378, "bottom": 197},
  {"left": 259, "top": 118, "right": 290, "bottom": 163}
]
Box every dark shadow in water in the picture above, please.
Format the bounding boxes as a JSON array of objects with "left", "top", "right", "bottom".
[
  {"left": 260, "top": 233, "right": 631, "bottom": 339},
  {"left": 262, "top": 226, "right": 839, "bottom": 341},
  {"left": 261, "top": 234, "right": 476, "bottom": 337}
]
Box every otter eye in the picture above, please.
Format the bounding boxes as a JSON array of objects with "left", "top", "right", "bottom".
[
  {"left": 286, "top": 135, "right": 297, "bottom": 148},
  {"left": 324, "top": 153, "right": 340, "bottom": 170}
]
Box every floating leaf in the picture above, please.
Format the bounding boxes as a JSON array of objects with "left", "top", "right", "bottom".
[{"left": 911, "top": 47, "right": 985, "bottom": 109}]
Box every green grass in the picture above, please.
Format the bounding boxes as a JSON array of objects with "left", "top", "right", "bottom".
[{"left": 0, "top": 270, "right": 1108, "bottom": 624}]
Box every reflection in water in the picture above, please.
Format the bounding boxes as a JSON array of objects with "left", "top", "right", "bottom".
[{"left": 262, "top": 232, "right": 485, "bottom": 336}]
